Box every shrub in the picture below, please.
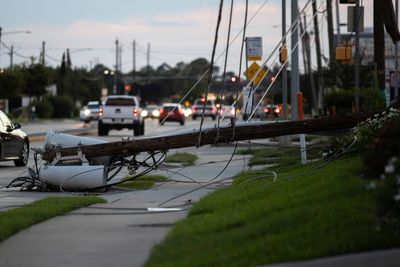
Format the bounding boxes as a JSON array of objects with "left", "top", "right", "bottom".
[{"left": 50, "top": 95, "right": 75, "bottom": 118}]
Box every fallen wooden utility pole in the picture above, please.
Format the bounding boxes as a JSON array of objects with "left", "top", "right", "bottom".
[{"left": 41, "top": 112, "right": 373, "bottom": 162}]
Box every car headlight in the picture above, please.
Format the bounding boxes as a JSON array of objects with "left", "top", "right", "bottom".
[
  {"left": 83, "top": 109, "right": 91, "bottom": 116},
  {"left": 141, "top": 110, "right": 148, "bottom": 117},
  {"left": 152, "top": 110, "right": 160, "bottom": 117}
]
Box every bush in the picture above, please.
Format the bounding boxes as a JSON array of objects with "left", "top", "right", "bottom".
[
  {"left": 32, "top": 96, "right": 53, "bottom": 119},
  {"left": 50, "top": 95, "right": 75, "bottom": 118},
  {"left": 324, "top": 87, "right": 385, "bottom": 115}
]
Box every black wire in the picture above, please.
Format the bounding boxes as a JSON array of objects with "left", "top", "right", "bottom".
[
  {"left": 216, "top": 0, "right": 234, "bottom": 143},
  {"left": 198, "top": 0, "right": 224, "bottom": 147}
]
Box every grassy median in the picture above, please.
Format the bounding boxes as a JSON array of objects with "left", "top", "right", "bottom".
[
  {"left": 144, "top": 155, "right": 400, "bottom": 267},
  {"left": 118, "top": 174, "right": 167, "bottom": 190},
  {"left": 0, "top": 196, "right": 105, "bottom": 242},
  {"left": 166, "top": 152, "right": 198, "bottom": 165}
]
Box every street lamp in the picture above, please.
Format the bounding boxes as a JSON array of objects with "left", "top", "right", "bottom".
[{"left": 0, "top": 27, "right": 32, "bottom": 68}]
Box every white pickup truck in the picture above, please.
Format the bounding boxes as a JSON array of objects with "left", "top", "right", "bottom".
[{"left": 98, "top": 95, "right": 145, "bottom": 136}]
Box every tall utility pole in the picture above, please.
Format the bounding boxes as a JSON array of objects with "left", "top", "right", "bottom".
[
  {"left": 354, "top": 0, "right": 361, "bottom": 112},
  {"left": 282, "top": 0, "right": 288, "bottom": 119},
  {"left": 0, "top": 27, "right": 2, "bottom": 68},
  {"left": 312, "top": 0, "right": 324, "bottom": 114},
  {"left": 132, "top": 40, "right": 136, "bottom": 74},
  {"left": 300, "top": 14, "right": 318, "bottom": 113},
  {"left": 335, "top": 0, "right": 342, "bottom": 45},
  {"left": 41, "top": 41, "right": 46, "bottom": 66},
  {"left": 114, "top": 39, "right": 119, "bottom": 94},
  {"left": 326, "top": 0, "right": 335, "bottom": 64},
  {"left": 147, "top": 42, "right": 150, "bottom": 78},
  {"left": 291, "top": 0, "right": 299, "bottom": 120},
  {"left": 9, "top": 45, "right": 13, "bottom": 68},
  {"left": 395, "top": 0, "right": 399, "bottom": 99}
]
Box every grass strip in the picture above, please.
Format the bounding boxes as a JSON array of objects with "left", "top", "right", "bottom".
[
  {"left": 118, "top": 174, "right": 167, "bottom": 190},
  {"left": 166, "top": 152, "right": 198, "bottom": 165},
  {"left": 144, "top": 156, "right": 400, "bottom": 267},
  {"left": 0, "top": 196, "right": 105, "bottom": 242}
]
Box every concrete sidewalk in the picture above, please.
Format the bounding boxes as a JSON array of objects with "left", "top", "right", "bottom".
[{"left": 0, "top": 145, "right": 250, "bottom": 267}]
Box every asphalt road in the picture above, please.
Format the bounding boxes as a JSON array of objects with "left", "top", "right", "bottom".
[{"left": 0, "top": 117, "right": 254, "bottom": 267}]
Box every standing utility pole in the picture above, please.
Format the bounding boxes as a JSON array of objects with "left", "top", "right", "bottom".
[
  {"left": 335, "top": 0, "right": 342, "bottom": 45},
  {"left": 354, "top": 0, "right": 361, "bottom": 112},
  {"left": 9, "top": 45, "right": 13, "bottom": 68},
  {"left": 291, "top": 0, "right": 299, "bottom": 120},
  {"left": 282, "top": 0, "right": 288, "bottom": 119},
  {"left": 326, "top": 0, "right": 335, "bottom": 64},
  {"left": 312, "top": 0, "right": 324, "bottom": 114},
  {"left": 147, "top": 42, "right": 151, "bottom": 80},
  {"left": 114, "top": 39, "right": 119, "bottom": 94},
  {"left": 395, "top": 0, "right": 399, "bottom": 99},
  {"left": 0, "top": 27, "right": 2, "bottom": 68},
  {"left": 41, "top": 41, "right": 46, "bottom": 66},
  {"left": 132, "top": 40, "right": 136, "bottom": 75}
]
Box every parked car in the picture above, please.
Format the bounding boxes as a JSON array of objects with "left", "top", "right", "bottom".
[
  {"left": 0, "top": 110, "right": 29, "bottom": 166},
  {"left": 80, "top": 101, "right": 101, "bottom": 123},
  {"left": 264, "top": 104, "right": 281, "bottom": 118},
  {"left": 191, "top": 99, "right": 217, "bottom": 120},
  {"left": 159, "top": 103, "right": 185, "bottom": 125},
  {"left": 98, "top": 95, "right": 144, "bottom": 136},
  {"left": 141, "top": 104, "right": 160, "bottom": 119}
]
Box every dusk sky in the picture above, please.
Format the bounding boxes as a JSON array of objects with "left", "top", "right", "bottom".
[{"left": 0, "top": 0, "right": 374, "bottom": 74}]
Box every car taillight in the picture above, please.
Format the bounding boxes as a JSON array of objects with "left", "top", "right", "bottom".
[
  {"left": 274, "top": 107, "right": 280, "bottom": 113},
  {"left": 133, "top": 108, "right": 138, "bottom": 117},
  {"left": 264, "top": 108, "right": 270, "bottom": 113},
  {"left": 160, "top": 108, "right": 165, "bottom": 114},
  {"left": 99, "top": 107, "right": 103, "bottom": 118},
  {"left": 192, "top": 106, "right": 196, "bottom": 112},
  {"left": 211, "top": 106, "right": 216, "bottom": 112}
]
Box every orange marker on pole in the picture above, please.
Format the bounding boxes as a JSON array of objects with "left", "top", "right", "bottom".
[{"left": 297, "top": 91, "right": 304, "bottom": 120}]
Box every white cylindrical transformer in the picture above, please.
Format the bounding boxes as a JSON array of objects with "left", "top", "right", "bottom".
[{"left": 39, "top": 165, "right": 107, "bottom": 191}]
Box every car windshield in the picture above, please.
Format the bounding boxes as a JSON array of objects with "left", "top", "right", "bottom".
[
  {"left": 195, "top": 100, "right": 212, "bottom": 105},
  {"left": 88, "top": 104, "right": 99, "bottom": 109},
  {"left": 106, "top": 98, "right": 136, "bottom": 106},
  {"left": 163, "top": 106, "right": 178, "bottom": 111}
]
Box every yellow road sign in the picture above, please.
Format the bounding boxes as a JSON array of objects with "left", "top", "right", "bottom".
[{"left": 244, "top": 62, "right": 266, "bottom": 86}]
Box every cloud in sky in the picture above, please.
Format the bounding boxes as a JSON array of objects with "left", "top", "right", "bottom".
[{"left": 1, "top": 0, "right": 375, "bottom": 73}]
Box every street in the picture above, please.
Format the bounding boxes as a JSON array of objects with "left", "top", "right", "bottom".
[{"left": 0, "top": 117, "right": 254, "bottom": 267}]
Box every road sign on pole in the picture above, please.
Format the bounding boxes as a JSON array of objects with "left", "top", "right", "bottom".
[
  {"left": 243, "top": 62, "right": 266, "bottom": 86},
  {"left": 245, "top": 37, "right": 263, "bottom": 61}
]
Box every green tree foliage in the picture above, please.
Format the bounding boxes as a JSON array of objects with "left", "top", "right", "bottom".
[{"left": 0, "top": 68, "right": 24, "bottom": 99}]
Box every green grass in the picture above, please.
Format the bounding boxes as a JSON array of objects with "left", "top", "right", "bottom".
[
  {"left": 237, "top": 146, "right": 321, "bottom": 170},
  {"left": 118, "top": 174, "right": 167, "bottom": 190},
  {"left": 165, "top": 152, "right": 198, "bottom": 165},
  {"left": 0, "top": 196, "right": 105, "bottom": 242},
  {"left": 144, "top": 156, "right": 400, "bottom": 267}
]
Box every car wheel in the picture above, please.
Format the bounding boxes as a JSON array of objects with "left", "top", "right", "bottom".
[
  {"left": 180, "top": 120, "right": 185, "bottom": 126},
  {"left": 192, "top": 115, "right": 197, "bottom": 120},
  {"left": 14, "top": 140, "right": 29, "bottom": 167},
  {"left": 98, "top": 120, "right": 108, "bottom": 136},
  {"left": 133, "top": 121, "right": 141, "bottom": 136},
  {"left": 212, "top": 115, "right": 216, "bottom": 120},
  {"left": 140, "top": 120, "right": 145, "bottom": 135}
]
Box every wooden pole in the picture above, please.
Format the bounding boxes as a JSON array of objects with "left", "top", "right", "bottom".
[{"left": 41, "top": 112, "right": 374, "bottom": 161}]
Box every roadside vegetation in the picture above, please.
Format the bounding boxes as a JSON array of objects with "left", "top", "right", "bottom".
[
  {"left": 0, "top": 196, "right": 105, "bottom": 242},
  {"left": 166, "top": 152, "right": 198, "bottom": 166},
  {"left": 118, "top": 174, "right": 167, "bottom": 190},
  {"left": 145, "top": 108, "right": 400, "bottom": 267}
]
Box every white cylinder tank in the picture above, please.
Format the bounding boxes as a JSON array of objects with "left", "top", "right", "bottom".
[
  {"left": 39, "top": 165, "right": 107, "bottom": 191},
  {"left": 43, "top": 131, "right": 108, "bottom": 149}
]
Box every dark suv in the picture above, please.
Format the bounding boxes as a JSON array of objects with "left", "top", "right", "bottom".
[{"left": 191, "top": 99, "right": 217, "bottom": 120}]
